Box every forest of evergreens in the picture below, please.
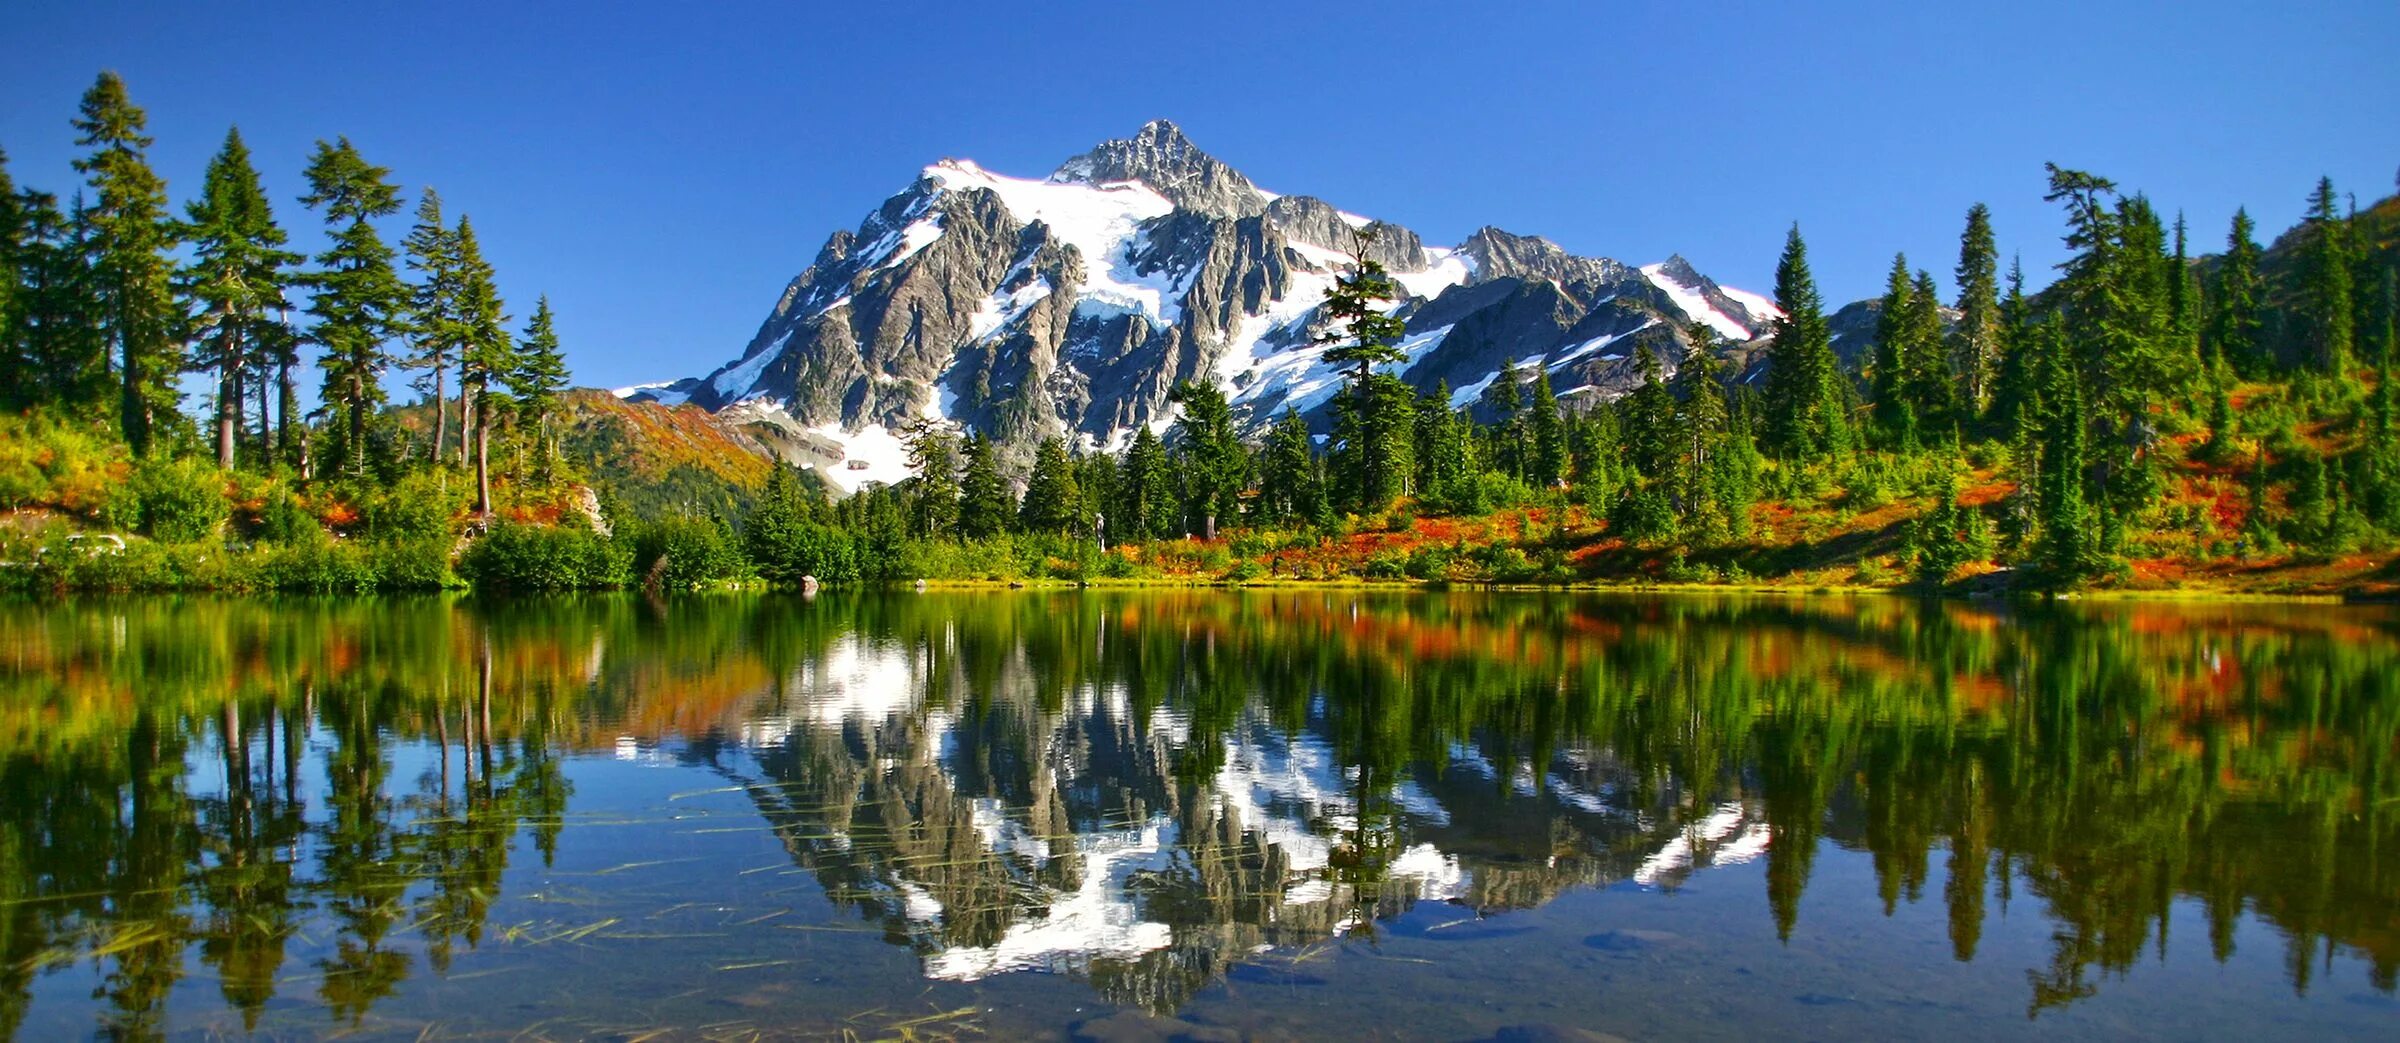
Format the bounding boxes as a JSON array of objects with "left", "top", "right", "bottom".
[{"left": 3, "top": 72, "right": 2396, "bottom": 594}]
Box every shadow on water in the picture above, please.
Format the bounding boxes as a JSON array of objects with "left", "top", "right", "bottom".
[{"left": 0, "top": 591, "right": 2394, "bottom": 1037}]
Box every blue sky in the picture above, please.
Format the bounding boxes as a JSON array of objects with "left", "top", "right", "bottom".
[{"left": 3, "top": 0, "right": 2395, "bottom": 392}]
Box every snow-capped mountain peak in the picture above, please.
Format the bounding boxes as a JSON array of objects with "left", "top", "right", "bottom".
[{"left": 630, "top": 122, "right": 1778, "bottom": 490}]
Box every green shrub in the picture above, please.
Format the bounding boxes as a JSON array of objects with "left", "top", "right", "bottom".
[
  {"left": 256, "top": 536, "right": 381, "bottom": 593},
  {"left": 459, "top": 523, "right": 630, "bottom": 591},
  {"left": 370, "top": 537, "right": 461, "bottom": 590},
  {"left": 357, "top": 471, "right": 465, "bottom": 541},
  {"left": 130, "top": 458, "right": 231, "bottom": 543},
  {"left": 632, "top": 515, "right": 748, "bottom": 588},
  {"left": 253, "top": 484, "right": 322, "bottom": 544},
  {"left": 1609, "top": 487, "right": 1678, "bottom": 545}
]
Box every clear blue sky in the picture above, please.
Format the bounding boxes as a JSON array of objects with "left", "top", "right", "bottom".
[{"left": 3, "top": 0, "right": 2395, "bottom": 392}]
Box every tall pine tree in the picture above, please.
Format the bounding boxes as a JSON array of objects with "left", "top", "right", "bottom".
[
  {"left": 1316, "top": 229, "right": 1411, "bottom": 509},
  {"left": 179, "top": 127, "right": 300, "bottom": 469},
  {"left": 299, "top": 137, "right": 406, "bottom": 476},
  {"left": 71, "top": 72, "right": 180, "bottom": 454},
  {"left": 2208, "top": 208, "right": 2265, "bottom": 376},
  {"left": 1953, "top": 204, "right": 2000, "bottom": 417},
  {"left": 402, "top": 188, "right": 462, "bottom": 461},
  {"left": 507, "top": 295, "right": 568, "bottom": 477},
  {"left": 1761, "top": 224, "right": 1846, "bottom": 460},
  {"left": 2297, "top": 177, "right": 2355, "bottom": 376},
  {"left": 452, "top": 216, "right": 512, "bottom": 513}
]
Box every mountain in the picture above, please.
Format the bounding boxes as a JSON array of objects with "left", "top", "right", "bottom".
[{"left": 623, "top": 120, "right": 1781, "bottom": 489}]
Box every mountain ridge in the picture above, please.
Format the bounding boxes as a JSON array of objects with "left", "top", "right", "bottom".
[{"left": 626, "top": 121, "right": 1780, "bottom": 489}]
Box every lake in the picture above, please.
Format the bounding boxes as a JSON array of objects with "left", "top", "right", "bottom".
[{"left": 0, "top": 591, "right": 2393, "bottom": 1040}]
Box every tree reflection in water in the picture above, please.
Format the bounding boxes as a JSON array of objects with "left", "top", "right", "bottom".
[{"left": 0, "top": 592, "right": 2391, "bottom": 1032}]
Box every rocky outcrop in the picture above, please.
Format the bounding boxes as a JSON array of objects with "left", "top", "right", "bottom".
[{"left": 1049, "top": 119, "right": 1268, "bottom": 218}]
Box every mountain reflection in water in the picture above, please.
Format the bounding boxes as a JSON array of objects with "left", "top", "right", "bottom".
[{"left": 0, "top": 591, "right": 2393, "bottom": 1038}]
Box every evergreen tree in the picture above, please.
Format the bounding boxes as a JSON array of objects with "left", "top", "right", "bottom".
[
  {"left": 451, "top": 216, "right": 512, "bottom": 512},
  {"left": 1017, "top": 436, "right": 1084, "bottom": 535},
  {"left": 1870, "top": 254, "right": 1916, "bottom": 447},
  {"left": 1527, "top": 370, "right": 1565, "bottom": 488},
  {"left": 8, "top": 188, "right": 109, "bottom": 416},
  {"left": 506, "top": 296, "right": 568, "bottom": 476},
  {"left": 1620, "top": 343, "right": 1678, "bottom": 479},
  {"left": 1479, "top": 357, "right": 1528, "bottom": 479},
  {"left": 2167, "top": 211, "right": 2202, "bottom": 383},
  {"left": 956, "top": 434, "right": 1011, "bottom": 539},
  {"left": 2297, "top": 177, "right": 2354, "bottom": 375},
  {"left": 1901, "top": 268, "right": 1953, "bottom": 440},
  {"left": 1761, "top": 224, "right": 1847, "bottom": 459},
  {"left": 1168, "top": 380, "right": 1244, "bottom": 533},
  {"left": 1316, "top": 230, "right": 1410, "bottom": 508},
  {"left": 899, "top": 422, "right": 960, "bottom": 539},
  {"left": 299, "top": 137, "right": 407, "bottom": 476},
  {"left": 179, "top": 127, "right": 300, "bottom": 469},
  {"left": 2033, "top": 322, "right": 2095, "bottom": 580},
  {"left": 1257, "top": 409, "right": 1319, "bottom": 526},
  {"left": 1331, "top": 372, "right": 1416, "bottom": 511},
  {"left": 1411, "top": 384, "right": 1476, "bottom": 511},
  {"left": 0, "top": 149, "right": 21, "bottom": 405},
  {"left": 401, "top": 188, "right": 462, "bottom": 461},
  {"left": 1116, "top": 424, "right": 1175, "bottom": 539},
  {"left": 1953, "top": 203, "right": 2001, "bottom": 416},
  {"left": 2208, "top": 209, "right": 2265, "bottom": 376},
  {"left": 71, "top": 72, "right": 180, "bottom": 454},
  {"left": 1674, "top": 322, "right": 1735, "bottom": 535},
  {"left": 1076, "top": 451, "right": 1117, "bottom": 541}
]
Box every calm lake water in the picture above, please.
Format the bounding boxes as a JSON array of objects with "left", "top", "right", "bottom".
[{"left": 0, "top": 591, "right": 2393, "bottom": 1041}]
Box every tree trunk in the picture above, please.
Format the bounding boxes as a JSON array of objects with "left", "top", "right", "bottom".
[
  {"left": 349, "top": 370, "right": 368, "bottom": 475},
  {"left": 458, "top": 368, "right": 473, "bottom": 467},
  {"left": 217, "top": 367, "right": 238, "bottom": 470},
  {"left": 276, "top": 339, "right": 299, "bottom": 468},
  {"left": 476, "top": 412, "right": 492, "bottom": 517},
  {"left": 432, "top": 365, "right": 449, "bottom": 464}
]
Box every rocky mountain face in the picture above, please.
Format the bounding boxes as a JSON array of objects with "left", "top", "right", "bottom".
[{"left": 625, "top": 120, "right": 1782, "bottom": 488}]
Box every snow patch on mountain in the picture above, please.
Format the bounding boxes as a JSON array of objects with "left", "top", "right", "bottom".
[
  {"left": 1641, "top": 262, "right": 1752, "bottom": 342},
  {"left": 926, "top": 159, "right": 1181, "bottom": 325}
]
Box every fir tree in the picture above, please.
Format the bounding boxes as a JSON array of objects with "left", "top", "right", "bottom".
[
  {"left": 507, "top": 296, "right": 569, "bottom": 476},
  {"left": 2208, "top": 209, "right": 2265, "bottom": 376},
  {"left": 1527, "top": 370, "right": 1565, "bottom": 488},
  {"left": 1953, "top": 203, "right": 2001, "bottom": 416},
  {"left": 1479, "top": 357, "right": 1527, "bottom": 479},
  {"left": 402, "top": 188, "right": 462, "bottom": 461},
  {"left": 1674, "top": 322, "right": 1735, "bottom": 534},
  {"left": 2297, "top": 177, "right": 2354, "bottom": 375},
  {"left": 1316, "top": 229, "right": 1410, "bottom": 508},
  {"left": 2167, "top": 211, "right": 2202, "bottom": 383},
  {"left": 1902, "top": 268, "right": 1953, "bottom": 440},
  {"left": 179, "top": 127, "right": 300, "bottom": 469},
  {"left": 1870, "top": 254, "right": 1915, "bottom": 447},
  {"left": 956, "top": 434, "right": 1011, "bottom": 539},
  {"left": 1116, "top": 424, "right": 1176, "bottom": 539},
  {"left": 1411, "top": 384, "right": 1475, "bottom": 511},
  {"left": 1257, "top": 409, "right": 1319, "bottom": 526},
  {"left": 71, "top": 72, "right": 180, "bottom": 454},
  {"left": 2034, "top": 322, "right": 2094, "bottom": 581},
  {"left": 8, "top": 188, "right": 109, "bottom": 416},
  {"left": 299, "top": 137, "right": 407, "bottom": 476},
  {"left": 0, "top": 149, "right": 21, "bottom": 405},
  {"left": 1331, "top": 373, "right": 1416, "bottom": 511},
  {"left": 1017, "top": 436, "right": 1084, "bottom": 535},
  {"left": 1761, "top": 224, "right": 1846, "bottom": 459},
  {"left": 451, "top": 216, "right": 512, "bottom": 513},
  {"left": 1168, "top": 381, "right": 1244, "bottom": 533},
  {"left": 1620, "top": 343, "right": 1677, "bottom": 479},
  {"left": 899, "top": 421, "right": 960, "bottom": 539}
]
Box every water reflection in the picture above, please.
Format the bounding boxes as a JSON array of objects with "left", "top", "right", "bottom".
[{"left": 0, "top": 592, "right": 2394, "bottom": 1035}]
